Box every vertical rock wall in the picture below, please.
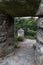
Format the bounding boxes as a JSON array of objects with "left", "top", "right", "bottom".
[
  {"left": 0, "top": 16, "right": 7, "bottom": 57},
  {"left": 0, "top": 15, "right": 14, "bottom": 57},
  {"left": 35, "top": 17, "right": 43, "bottom": 65},
  {"left": 36, "top": 0, "right": 43, "bottom": 15}
]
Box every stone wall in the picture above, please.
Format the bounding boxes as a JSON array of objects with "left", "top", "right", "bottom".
[
  {"left": 36, "top": 0, "right": 43, "bottom": 15},
  {"left": 0, "top": 15, "right": 14, "bottom": 57},
  {"left": 35, "top": 17, "right": 43, "bottom": 65}
]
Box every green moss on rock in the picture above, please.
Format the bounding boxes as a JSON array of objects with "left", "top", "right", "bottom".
[{"left": 0, "top": 0, "right": 41, "bottom": 16}]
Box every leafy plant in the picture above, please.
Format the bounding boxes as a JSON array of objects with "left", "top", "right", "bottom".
[
  {"left": 15, "top": 17, "right": 37, "bottom": 39},
  {"left": 26, "top": 30, "right": 36, "bottom": 36},
  {"left": 17, "top": 36, "right": 24, "bottom": 41}
]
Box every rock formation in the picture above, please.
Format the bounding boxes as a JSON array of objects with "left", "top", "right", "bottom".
[
  {"left": 35, "top": 17, "right": 43, "bottom": 65},
  {"left": 0, "top": 15, "right": 14, "bottom": 57}
]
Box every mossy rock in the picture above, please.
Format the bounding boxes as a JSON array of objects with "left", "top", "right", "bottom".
[
  {"left": 0, "top": 0, "right": 41, "bottom": 16},
  {"left": 17, "top": 36, "right": 24, "bottom": 41}
]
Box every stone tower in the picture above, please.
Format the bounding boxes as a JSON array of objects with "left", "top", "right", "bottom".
[{"left": 35, "top": 17, "right": 43, "bottom": 65}]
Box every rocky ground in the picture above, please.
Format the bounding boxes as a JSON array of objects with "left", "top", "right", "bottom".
[{"left": 0, "top": 39, "right": 36, "bottom": 65}]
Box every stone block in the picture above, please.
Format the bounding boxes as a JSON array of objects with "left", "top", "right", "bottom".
[
  {"left": 18, "top": 28, "right": 24, "bottom": 37},
  {"left": 37, "top": 18, "right": 43, "bottom": 28},
  {"left": 36, "top": 43, "right": 43, "bottom": 55},
  {"left": 37, "top": 29, "right": 43, "bottom": 44}
]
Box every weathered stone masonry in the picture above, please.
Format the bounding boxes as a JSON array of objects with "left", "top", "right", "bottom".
[
  {"left": 0, "top": 14, "right": 14, "bottom": 57},
  {"left": 35, "top": 17, "right": 43, "bottom": 65}
]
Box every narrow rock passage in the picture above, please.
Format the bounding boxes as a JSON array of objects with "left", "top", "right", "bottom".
[{"left": 0, "top": 39, "right": 36, "bottom": 65}]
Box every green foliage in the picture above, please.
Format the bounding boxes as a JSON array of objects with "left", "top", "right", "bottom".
[
  {"left": 16, "top": 17, "right": 37, "bottom": 32},
  {"left": 25, "top": 29, "right": 36, "bottom": 39},
  {"left": 0, "top": 0, "right": 41, "bottom": 16},
  {"left": 26, "top": 18, "right": 37, "bottom": 30},
  {"left": 16, "top": 17, "right": 37, "bottom": 39},
  {"left": 26, "top": 36, "right": 36, "bottom": 39},
  {"left": 26, "top": 30, "right": 36, "bottom": 36},
  {"left": 17, "top": 36, "right": 24, "bottom": 41}
]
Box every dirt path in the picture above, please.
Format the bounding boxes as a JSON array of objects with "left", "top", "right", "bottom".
[{"left": 0, "top": 39, "right": 36, "bottom": 65}]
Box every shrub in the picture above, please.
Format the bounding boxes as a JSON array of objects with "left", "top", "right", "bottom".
[
  {"left": 25, "top": 30, "right": 36, "bottom": 36},
  {"left": 28, "top": 36, "right": 36, "bottom": 39},
  {"left": 17, "top": 36, "right": 24, "bottom": 41}
]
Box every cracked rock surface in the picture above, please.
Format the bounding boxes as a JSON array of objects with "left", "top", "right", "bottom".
[{"left": 0, "top": 39, "right": 36, "bottom": 65}]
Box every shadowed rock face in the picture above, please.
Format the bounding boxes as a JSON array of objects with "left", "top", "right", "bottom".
[
  {"left": 35, "top": 17, "right": 43, "bottom": 65},
  {"left": 36, "top": 0, "right": 43, "bottom": 15},
  {"left": 0, "top": 0, "right": 41, "bottom": 16},
  {"left": 0, "top": 15, "right": 14, "bottom": 57},
  {"left": 37, "top": 18, "right": 43, "bottom": 28},
  {"left": 37, "top": 29, "right": 43, "bottom": 43}
]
